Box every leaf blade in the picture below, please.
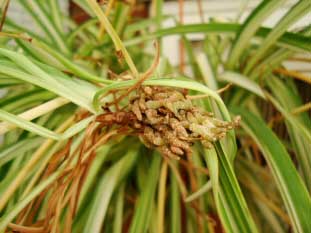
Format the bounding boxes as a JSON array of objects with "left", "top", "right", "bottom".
[{"left": 232, "top": 108, "right": 311, "bottom": 233}]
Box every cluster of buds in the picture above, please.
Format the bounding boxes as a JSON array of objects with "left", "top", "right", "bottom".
[{"left": 125, "top": 86, "right": 240, "bottom": 159}]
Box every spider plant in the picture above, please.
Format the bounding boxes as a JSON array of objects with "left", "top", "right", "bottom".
[{"left": 0, "top": 0, "right": 311, "bottom": 232}]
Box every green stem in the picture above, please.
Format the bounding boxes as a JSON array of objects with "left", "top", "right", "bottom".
[{"left": 87, "top": 0, "right": 139, "bottom": 77}]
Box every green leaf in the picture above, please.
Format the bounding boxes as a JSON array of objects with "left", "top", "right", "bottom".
[
  {"left": 0, "top": 89, "right": 55, "bottom": 114},
  {"left": 78, "top": 145, "right": 111, "bottom": 207},
  {"left": 0, "top": 109, "right": 94, "bottom": 140},
  {"left": 244, "top": 0, "right": 311, "bottom": 74},
  {"left": 30, "top": 40, "right": 113, "bottom": 84},
  {"left": 124, "top": 23, "right": 310, "bottom": 52},
  {"left": 83, "top": 147, "right": 138, "bottom": 233},
  {"left": 249, "top": 25, "right": 311, "bottom": 79},
  {"left": 266, "top": 93, "right": 311, "bottom": 144},
  {"left": 268, "top": 77, "right": 311, "bottom": 191},
  {"left": 3, "top": 17, "right": 48, "bottom": 43},
  {"left": 219, "top": 71, "right": 266, "bottom": 99},
  {"left": 169, "top": 164, "right": 181, "bottom": 233},
  {"left": 15, "top": 39, "right": 67, "bottom": 71},
  {"left": 227, "top": 0, "right": 285, "bottom": 69},
  {"left": 16, "top": 0, "right": 70, "bottom": 54},
  {"left": 182, "top": 35, "right": 204, "bottom": 81},
  {"left": 129, "top": 153, "right": 161, "bottom": 233},
  {"left": 185, "top": 180, "right": 212, "bottom": 203},
  {"left": 113, "top": 184, "right": 125, "bottom": 233},
  {"left": 0, "top": 48, "right": 99, "bottom": 112},
  {"left": 236, "top": 159, "right": 286, "bottom": 233},
  {"left": 205, "top": 145, "right": 259, "bottom": 233},
  {"left": 0, "top": 171, "right": 61, "bottom": 231},
  {"left": 47, "top": 0, "right": 65, "bottom": 37},
  {"left": 0, "top": 137, "right": 43, "bottom": 166},
  {"left": 232, "top": 108, "right": 311, "bottom": 233},
  {"left": 200, "top": 38, "right": 219, "bottom": 89},
  {"left": 0, "top": 109, "right": 62, "bottom": 140}
]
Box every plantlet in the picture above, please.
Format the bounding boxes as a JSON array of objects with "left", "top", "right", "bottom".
[{"left": 98, "top": 84, "right": 240, "bottom": 158}]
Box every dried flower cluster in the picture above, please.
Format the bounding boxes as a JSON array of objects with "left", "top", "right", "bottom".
[{"left": 97, "top": 85, "right": 240, "bottom": 159}]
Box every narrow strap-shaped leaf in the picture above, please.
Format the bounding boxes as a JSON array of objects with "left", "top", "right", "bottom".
[
  {"left": 87, "top": 0, "right": 139, "bottom": 77},
  {"left": 0, "top": 137, "right": 43, "bottom": 166},
  {"left": 249, "top": 25, "right": 311, "bottom": 80},
  {"left": 113, "top": 183, "right": 125, "bottom": 233},
  {"left": 3, "top": 17, "right": 48, "bottom": 43},
  {"left": 0, "top": 109, "right": 94, "bottom": 140},
  {"left": 48, "top": 0, "right": 65, "bottom": 37},
  {"left": 205, "top": 144, "right": 259, "bottom": 233},
  {"left": 236, "top": 160, "right": 286, "bottom": 233},
  {"left": 170, "top": 164, "right": 181, "bottom": 233},
  {"left": 129, "top": 154, "right": 161, "bottom": 233},
  {"left": 185, "top": 180, "right": 212, "bottom": 203},
  {"left": 244, "top": 0, "right": 311, "bottom": 74},
  {"left": 219, "top": 72, "right": 266, "bottom": 99},
  {"left": 0, "top": 109, "right": 60, "bottom": 140},
  {"left": 227, "top": 0, "right": 285, "bottom": 69},
  {"left": 266, "top": 93, "right": 311, "bottom": 144},
  {"left": 0, "top": 171, "right": 60, "bottom": 231},
  {"left": 0, "top": 48, "right": 98, "bottom": 112},
  {"left": 15, "top": 39, "right": 67, "bottom": 71},
  {"left": 16, "top": 0, "right": 70, "bottom": 55},
  {"left": 232, "top": 108, "right": 311, "bottom": 233},
  {"left": 124, "top": 23, "right": 310, "bottom": 52},
  {"left": 268, "top": 77, "right": 311, "bottom": 191},
  {"left": 154, "top": 0, "right": 163, "bottom": 49},
  {"left": 83, "top": 147, "right": 139, "bottom": 233},
  {"left": 0, "top": 89, "right": 55, "bottom": 113},
  {"left": 31, "top": 39, "right": 113, "bottom": 84}
]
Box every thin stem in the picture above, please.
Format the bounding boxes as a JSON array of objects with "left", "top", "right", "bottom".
[
  {"left": 268, "top": 102, "right": 311, "bottom": 126},
  {"left": 187, "top": 83, "right": 233, "bottom": 100},
  {"left": 109, "top": 42, "right": 160, "bottom": 106},
  {"left": 0, "top": 31, "right": 31, "bottom": 41},
  {"left": 152, "top": 0, "right": 163, "bottom": 51},
  {"left": 165, "top": 157, "right": 188, "bottom": 199},
  {"left": 178, "top": 0, "right": 185, "bottom": 73},
  {"left": 0, "top": 0, "right": 10, "bottom": 31},
  {"left": 292, "top": 102, "right": 311, "bottom": 115},
  {"left": 240, "top": 178, "right": 291, "bottom": 224},
  {"left": 87, "top": 0, "right": 139, "bottom": 77},
  {"left": 274, "top": 68, "right": 311, "bottom": 85},
  {"left": 98, "top": 0, "right": 115, "bottom": 40}
]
